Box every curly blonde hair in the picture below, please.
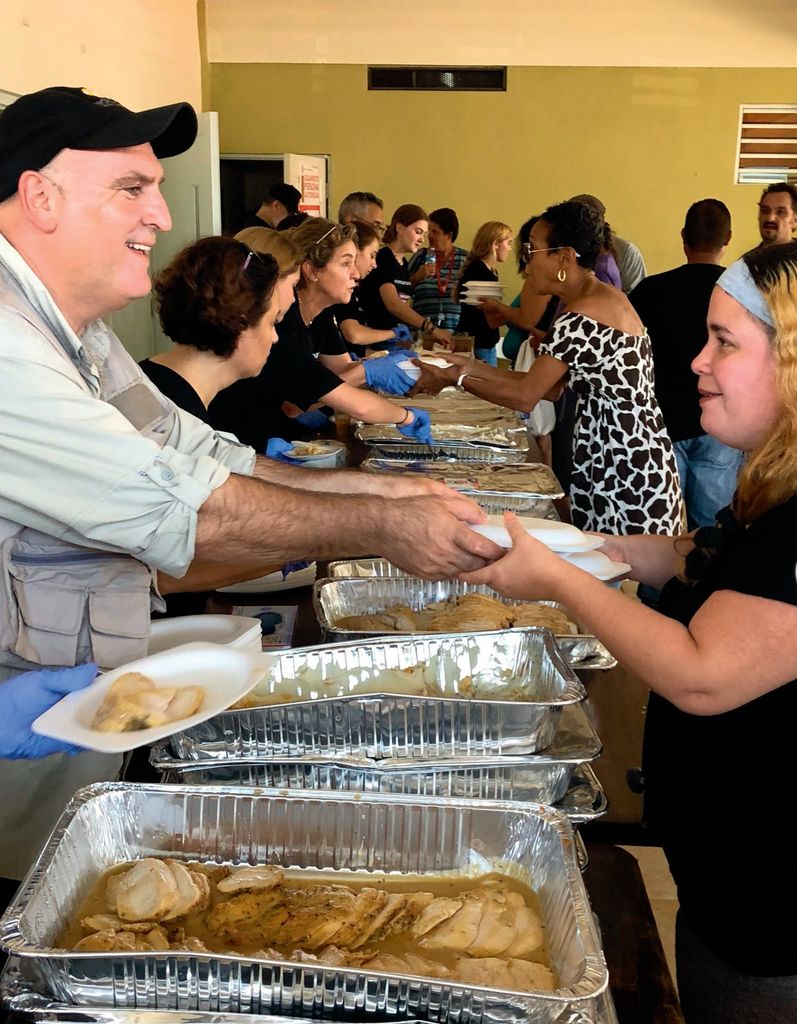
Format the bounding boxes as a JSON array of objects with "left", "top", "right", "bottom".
[{"left": 734, "top": 242, "right": 797, "bottom": 523}]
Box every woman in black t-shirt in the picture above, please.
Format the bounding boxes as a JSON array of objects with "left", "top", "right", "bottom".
[
  {"left": 359, "top": 204, "right": 453, "bottom": 347},
  {"left": 455, "top": 220, "right": 513, "bottom": 365},
  {"left": 461, "top": 242, "right": 797, "bottom": 1024},
  {"left": 211, "top": 219, "right": 432, "bottom": 450},
  {"left": 140, "top": 234, "right": 282, "bottom": 613}
]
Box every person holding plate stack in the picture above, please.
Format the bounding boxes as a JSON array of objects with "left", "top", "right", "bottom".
[
  {"left": 455, "top": 220, "right": 514, "bottom": 365},
  {"left": 463, "top": 242, "right": 797, "bottom": 1024}
]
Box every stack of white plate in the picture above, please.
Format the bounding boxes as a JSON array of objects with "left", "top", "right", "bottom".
[
  {"left": 148, "top": 614, "right": 264, "bottom": 655},
  {"left": 470, "top": 516, "right": 630, "bottom": 581},
  {"left": 460, "top": 282, "right": 505, "bottom": 306}
]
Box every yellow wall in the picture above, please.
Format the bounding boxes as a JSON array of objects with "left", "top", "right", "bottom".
[
  {"left": 210, "top": 63, "right": 797, "bottom": 283},
  {"left": 1, "top": 0, "right": 203, "bottom": 110}
]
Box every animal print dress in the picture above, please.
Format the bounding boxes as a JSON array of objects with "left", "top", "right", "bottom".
[{"left": 540, "top": 311, "right": 682, "bottom": 535}]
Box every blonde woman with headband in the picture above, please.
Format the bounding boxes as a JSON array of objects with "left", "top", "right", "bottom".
[
  {"left": 463, "top": 242, "right": 797, "bottom": 1024},
  {"left": 210, "top": 218, "right": 432, "bottom": 451},
  {"left": 455, "top": 221, "right": 514, "bottom": 364}
]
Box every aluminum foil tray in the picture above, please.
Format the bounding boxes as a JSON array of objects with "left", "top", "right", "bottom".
[
  {"left": 0, "top": 784, "right": 609, "bottom": 1021},
  {"left": 150, "top": 758, "right": 606, "bottom": 825},
  {"left": 0, "top": 959, "right": 619, "bottom": 1024},
  {"left": 361, "top": 457, "right": 564, "bottom": 500},
  {"left": 313, "top": 576, "right": 617, "bottom": 671},
  {"left": 356, "top": 423, "right": 528, "bottom": 451},
  {"left": 150, "top": 700, "right": 603, "bottom": 817},
  {"left": 367, "top": 444, "right": 531, "bottom": 463},
  {"left": 167, "top": 630, "right": 585, "bottom": 762}
]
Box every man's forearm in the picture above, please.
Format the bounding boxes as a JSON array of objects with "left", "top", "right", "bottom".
[
  {"left": 195, "top": 473, "right": 387, "bottom": 563},
  {"left": 252, "top": 455, "right": 401, "bottom": 495}
]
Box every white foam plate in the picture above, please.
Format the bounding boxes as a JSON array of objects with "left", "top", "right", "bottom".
[
  {"left": 461, "top": 296, "right": 500, "bottom": 306},
  {"left": 397, "top": 360, "right": 421, "bottom": 381},
  {"left": 417, "top": 356, "right": 454, "bottom": 367},
  {"left": 470, "top": 516, "right": 606, "bottom": 553},
  {"left": 216, "top": 562, "right": 318, "bottom": 594},
  {"left": 148, "top": 615, "right": 263, "bottom": 656},
  {"left": 286, "top": 442, "right": 345, "bottom": 463},
  {"left": 32, "top": 643, "right": 268, "bottom": 754},
  {"left": 560, "top": 550, "right": 632, "bottom": 581}
]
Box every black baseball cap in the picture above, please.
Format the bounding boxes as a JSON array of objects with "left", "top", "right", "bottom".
[
  {"left": 0, "top": 86, "right": 198, "bottom": 202},
  {"left": 266, "top": 182, "right": 302, "bottom": 214}
]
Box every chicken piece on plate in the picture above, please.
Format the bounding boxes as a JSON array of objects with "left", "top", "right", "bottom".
[
  {"left": 205, "top": 886, "right": 287, "bottom": 940},
  {"left": 456, "top": 956, "right": 556, "bottom": 993},
  {"left": 74, "top": 928, "right": 138, "bottom": 952},
  {"left": 91, "top": 672, "right": 204, "bottom": 732},
  {"left": 216, "top": 865, "right": 284, "bottom": 894},
  {"left": 162, "top": 860, "right": 211, "bottom": 920},
  {"left": 109, "top": 859, "right": 180, "bottom": 922}
]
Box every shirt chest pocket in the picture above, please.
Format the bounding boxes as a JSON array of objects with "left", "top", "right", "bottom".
[{"left": 5, "top": 549, "right": 152, "bottom": 670}]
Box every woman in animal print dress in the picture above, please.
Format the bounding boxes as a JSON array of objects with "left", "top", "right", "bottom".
[{"left": 410, "top": 201, "right": 682, "bottom": 536}]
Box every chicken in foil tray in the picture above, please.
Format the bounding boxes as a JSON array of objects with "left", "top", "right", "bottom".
[
  {"left": 60, "top": 858, "right": 556, "bottom": 994},
  {"left": 357, "top": 422, "right": 526, "bottom": 447},
  {"left": 334, "top": 593, "right": 577, "bottom": 637}
]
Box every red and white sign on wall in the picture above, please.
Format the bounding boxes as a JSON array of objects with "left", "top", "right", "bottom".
[{"left": 284, "top": 153, "right": 328, "bottom": 218}]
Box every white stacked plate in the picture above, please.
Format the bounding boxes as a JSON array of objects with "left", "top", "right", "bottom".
[
  {"left": 148, "top": 614, "right": 263, "bottom": 655},
  {"left": 470, "top": 516, "right": 630, "bottom": 581}
]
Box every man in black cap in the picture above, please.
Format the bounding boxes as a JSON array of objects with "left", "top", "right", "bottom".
[
  {"left": 0, "top": 87, "right": 498, "bottom": 884},
  {"left": 243, "top": 182, "right": 302, "bottom": 230}
]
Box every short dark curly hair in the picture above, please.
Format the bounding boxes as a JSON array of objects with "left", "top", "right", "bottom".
[
  {"left": 429, "top": 207, "right": 459, "bottom": 242},
  {"left": 540, "top": 201, "right": 603, "bottom": 270},
  {"left": 154, "top": 236, "right": 278, "bottom": 358}
]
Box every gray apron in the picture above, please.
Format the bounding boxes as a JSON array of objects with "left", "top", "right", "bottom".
[{"left": 0, "top": 261, "right": 179, "bottom": 880}]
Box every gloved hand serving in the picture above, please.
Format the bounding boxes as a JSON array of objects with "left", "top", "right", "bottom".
[
  {"left": 0, "top": 663, "right": 98, "bottom": 759},
  {"left": 391, "top": 324, "right": 412, "bottom": 343},
  {"left": 294, "top": 409, "right": 331, "bottom": 429},
  {"left": 363, "top": 351, "right": 416, "bottom": 395},
  {"left": 396, "top": 407, "right": 433, "bottom": 444},
  {"left": 265, "top": 437, "right": 302, "bottom": 464}
]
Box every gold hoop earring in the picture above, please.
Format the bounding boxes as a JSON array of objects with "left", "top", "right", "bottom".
[{"left": 557, "top": 268, "right": 567, "bottom": 283}]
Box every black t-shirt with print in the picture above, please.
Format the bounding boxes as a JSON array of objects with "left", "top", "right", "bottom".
[
  {"left": 456, "top": 260, "right": 500, "bottom": 349},
  {"left": 209, "top": 303, "right": 343, "bottom": 451},
  {"left": 358, "top": 246, "right": 411, "bottom": 330}
]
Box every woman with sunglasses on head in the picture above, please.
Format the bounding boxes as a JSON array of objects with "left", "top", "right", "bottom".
[
  {"left": 140, "top": 235, "right": 283, "bottom": 612},
  {"left": 331, "top": 220, "right": 413, "bottom": 354},
  {"left": 358, "top": 204, "right": 453, "bottom": 348},
  {"left": 210, "top": 218, "right": 431, "bottom": 452},
  {"left": 142, "top": 235, "right": 281, "bottom": 424},
  {"left": 412, "top": 201, "right": 681, "bottom": 536},
  {"left": 463, "top": 243, "right": 797, "bottom": 1024},
  {"left": 455, "top": 220, "right": 514, "bottom": 365}
]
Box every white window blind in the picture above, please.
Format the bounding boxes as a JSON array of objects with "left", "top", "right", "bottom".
[{"left": 736, "top": 105, "right": 797, "bottom": 185}]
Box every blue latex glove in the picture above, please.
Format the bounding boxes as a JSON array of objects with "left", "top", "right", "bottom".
[
  {"left": 265, "top": 437, "right": 302, "bottom": 465},
  {"left": 294, "top": 409, "right": 331, "bottom": 429},
  {"left": 396, "top": 407, "right": 434, "bottom": 444},
  {"left": 281, "top": 560, "right": 311, "bottom": 579},
  {"left": 363, "top": 351, "right": 416, "bottom": 395},
  {"left": 0, "top": 663, "right": 98, "bottom": 760},
  {"left": 392, "top": 324, "right": 412, "bottom": 343}
]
